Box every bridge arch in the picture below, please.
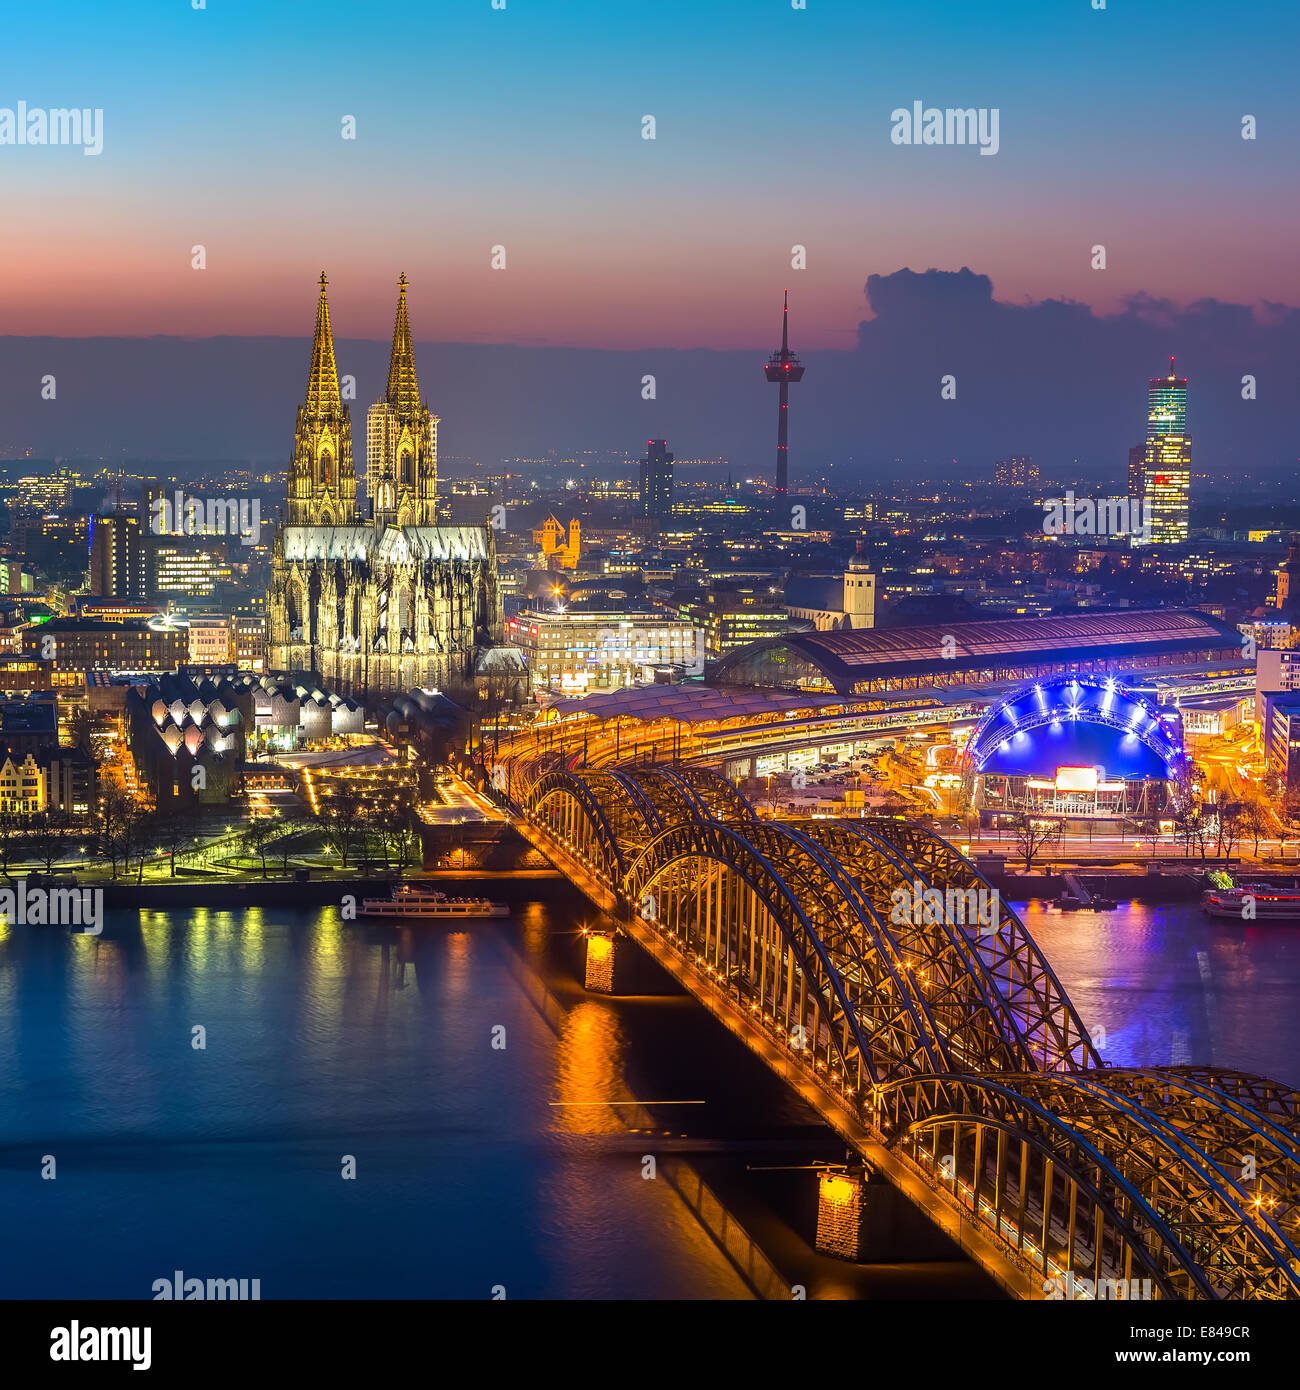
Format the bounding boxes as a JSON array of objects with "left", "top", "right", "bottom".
[
  {"left": 497, "top": 724, "right": 1300, "bottom": 1300},
  {"left": 801, "top": 819, "right": 1098, "bottom": 1073},
  {"left": 525, "top": 770, "right": 628, "bottom": 884}
]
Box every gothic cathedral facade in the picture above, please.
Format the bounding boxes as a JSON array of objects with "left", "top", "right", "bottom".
[{"left": 267, "top": 274, "right": 503, "bottom": 701}]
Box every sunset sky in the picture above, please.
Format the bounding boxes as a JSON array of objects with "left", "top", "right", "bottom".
[{"left": 4, "top": 0, "right": 1299, "bottom": 350}]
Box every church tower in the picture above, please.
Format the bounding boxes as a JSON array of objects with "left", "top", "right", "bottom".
[
  {"left": 842, "top": 541, "right": 876, "bottom": 629},
  {"left": 287, "top": 273, "right": 357, "bottom": 526},
  {"left": 367, "top": 274, "right": 439, "bottom": 527},
  {"left": 1278, "top": 534, "right": 1300, "bottom": 616}
]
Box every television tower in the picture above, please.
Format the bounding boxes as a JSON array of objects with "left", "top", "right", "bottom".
[{"left": 764, "top": 290, "right": 805, "bottom": 494}]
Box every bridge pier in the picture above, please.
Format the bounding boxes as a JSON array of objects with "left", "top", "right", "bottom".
[
  {"left": 815, "top": 1167, "right": 868, "bottom": 1260},
  {"left": 816, "top": 1165, "right": 959, "bottom": 1264},
  {"left": 582, "top": 929, "right": 616, "bottom": 993}
]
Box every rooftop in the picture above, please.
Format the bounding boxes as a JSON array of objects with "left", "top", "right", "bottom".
[{"left": 714, "top": 608, "right": 1243, "bottom": 692}]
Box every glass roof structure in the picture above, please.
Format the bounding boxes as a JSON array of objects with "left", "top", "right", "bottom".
[{"left": 712, "top": 609, "right": 1243, "bottom": 695}]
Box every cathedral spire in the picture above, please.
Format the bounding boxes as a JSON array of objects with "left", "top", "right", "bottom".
[
  {"left": 305, "top": 271, "right": 342, "bottom": 416},
  {"left": 385, "top": 272, "right": 422, "bottom": 414}
]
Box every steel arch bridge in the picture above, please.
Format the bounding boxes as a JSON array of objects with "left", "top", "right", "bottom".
[{"left": 506, "top": 756, "right": 1300, "bottom": 1300}]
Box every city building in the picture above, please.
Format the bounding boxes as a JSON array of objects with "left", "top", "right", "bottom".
[
  {"left": 0, "top": 693, "right": 59, "bottom": 755},
  {"left": 639, "top": 440, "right": 674, "bottom": 524},
  {"left": 0, "top": 558, "right": 34, "bottom": 595},
  {"left": 0, "top": 657, "right": 51, "bottom": 692},
  {"left": 1267, "top": 697, "right": 1300, "bottom": 789},
  {"left": 534, "top": 516, "right": 581, "bottom": 571},
  {"left": 188, "top": 614, "right": 236, "bottom": 665},
  {"left": 1131, "top": 358, "right": 1191, "bottom": 547},
  {"left": 784, "top": 547, "right": 877, "bottom": 632},
  {"left": 14, "top": 469, "right": 75, "bottom": 513},
  {"left": 266, "top": 274, "right": 504, "bottom": 700},
  {"left": 0, "top": 694, "right": 95, "bottom": 818},
  {"left": 76, "top": 597, "right": 168, "bottom": 624},
  {"left": 42, "top": 513, "right": 89, "bottom": 550},
  {"left": 994, "top": 456, "right": 1039, "bottom": 488},
  {"left": 676, "top": 584, "right": 789, "bottom": 658},
  {"left": 0, "top": 752, "right": 44, "bottom": 815},
  {"left": 713, "top": 609, "right": 1243, "bottom": 697},
  {"left": 1177, "top": 693, "right": 1249, "bottom": 740},
  {"left": 124, "top": 671, "right": 364, "bottom": 809},
  {"left": 1128, "top": 444, "right": 1146, "bottom": 501},
  {"left": 89, "top": 512, "right": 150, "bottom": 599},
  {"left": 234, "top": 614, "right": 265, "bottom": 670},
  {"left": 506, "top": 608, "right": 699, "bottom": 693},
  {"left": 1276, "top": 533, "right": 1300, "bottom": 617},
  {"left": 152, "top": 541, "right": 231, "bottom": 598},
  {"left": 21, "top": 617, "right": 188, "bottom": 685}
]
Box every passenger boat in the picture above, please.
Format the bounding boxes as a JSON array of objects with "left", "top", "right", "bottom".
[
  {"left": 359, "top": 885, "right": 510, "bottom": 919},
  {"left": 1201, "top": 881, "right": 1300, "bottom": 922}
]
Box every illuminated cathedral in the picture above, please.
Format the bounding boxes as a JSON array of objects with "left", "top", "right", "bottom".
[{"left": 266, "top": 273, "right": 503, "bottom": 700}]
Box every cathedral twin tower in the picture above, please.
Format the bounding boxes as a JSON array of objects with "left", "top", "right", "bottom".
[
  {"left": 288, "top": 271, "right": 438, "bottom": 528},
  {"left": 267, "top": 274, "right": 502, "bottom": 700}
]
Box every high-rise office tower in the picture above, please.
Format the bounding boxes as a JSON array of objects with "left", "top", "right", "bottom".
[
  {"left": 639, "top": 439, "right": 674, "bottom": 523},
  {"left": 1132, "top": 357, "right": 1191, "bottom": 546},
  {"left": 764, "top": 291, "right": 805, "bottom": 494},
  {"left": 994, "top": 456, "right": 1038, "bottom": 488},
  {"left": 89, "top": 512, "right": 150, "bottom": 598},
  {"left": 1127, "top": 445, "right": 1146, "bottom": 500}
]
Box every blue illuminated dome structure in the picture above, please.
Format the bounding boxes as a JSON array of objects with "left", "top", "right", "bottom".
[{"left": 964, "top": 674, "right": 1186, "bottom": 826}]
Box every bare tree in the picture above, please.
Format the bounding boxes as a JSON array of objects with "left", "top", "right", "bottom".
[
  {"left": 0, "top": 815, "right": 22, "bottom": 879},
  {"left": 1215, "top": 800, "right": 1243, "bottom": 860},
  {"left": 375, "top": 789, "right": 419, "bottom": 869},
  {"left": 313, "top": 782, "right": 365, "bottom": 869},
  {"left": 27, "top": 811, "right": 74, "bottom": 878},
  {"left": 1012, "top": 813, "right": 1056, "bottom": 872},
  {"left": 272, "top": 816, "right": 307, "bottom": 874},
  {"left": 1240, "top": 797, "right": 1270, "bottom": 858},
  {"left": 149, "top": 814, "right": 198, "bottom": 878},
  {"left": 97, "top": 781, "right": 145, "bottom": 880},
  {"left": 241, "top": 815, "right": 280, "bottom": 878},
  {"left": 1173, "top": 801, "right": 1209, "bottom": 862}
]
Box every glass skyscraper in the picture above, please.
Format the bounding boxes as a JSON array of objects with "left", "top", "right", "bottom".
[{"left": 1132, "top": 358, "right": 1190, "bottom": 546}]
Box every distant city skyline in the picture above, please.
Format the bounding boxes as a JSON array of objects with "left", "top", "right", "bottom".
[{"left": 3, "top": 265, "right": 1298, "bottom": 480}]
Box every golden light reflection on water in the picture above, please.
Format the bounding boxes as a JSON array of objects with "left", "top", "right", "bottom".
[
  {"left": 553, "top": 1001, "right": 626, "bottom": 1134},
  {"left": 444, "top": 929, "right": 471, "bottom": 999},
  {"left": 238, "top": 907, "right": 266, "bottom": 972},
  {"left": 518, "top": 902, "right": 547, "bottom": 959}
]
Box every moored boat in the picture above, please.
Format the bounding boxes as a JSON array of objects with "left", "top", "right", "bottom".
[
  {"left": 1201, "top": 882, "right": 1300, "bottom": 922},
  {"left": 359, "top": 885, "right": 509, "bottom": 920}
]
